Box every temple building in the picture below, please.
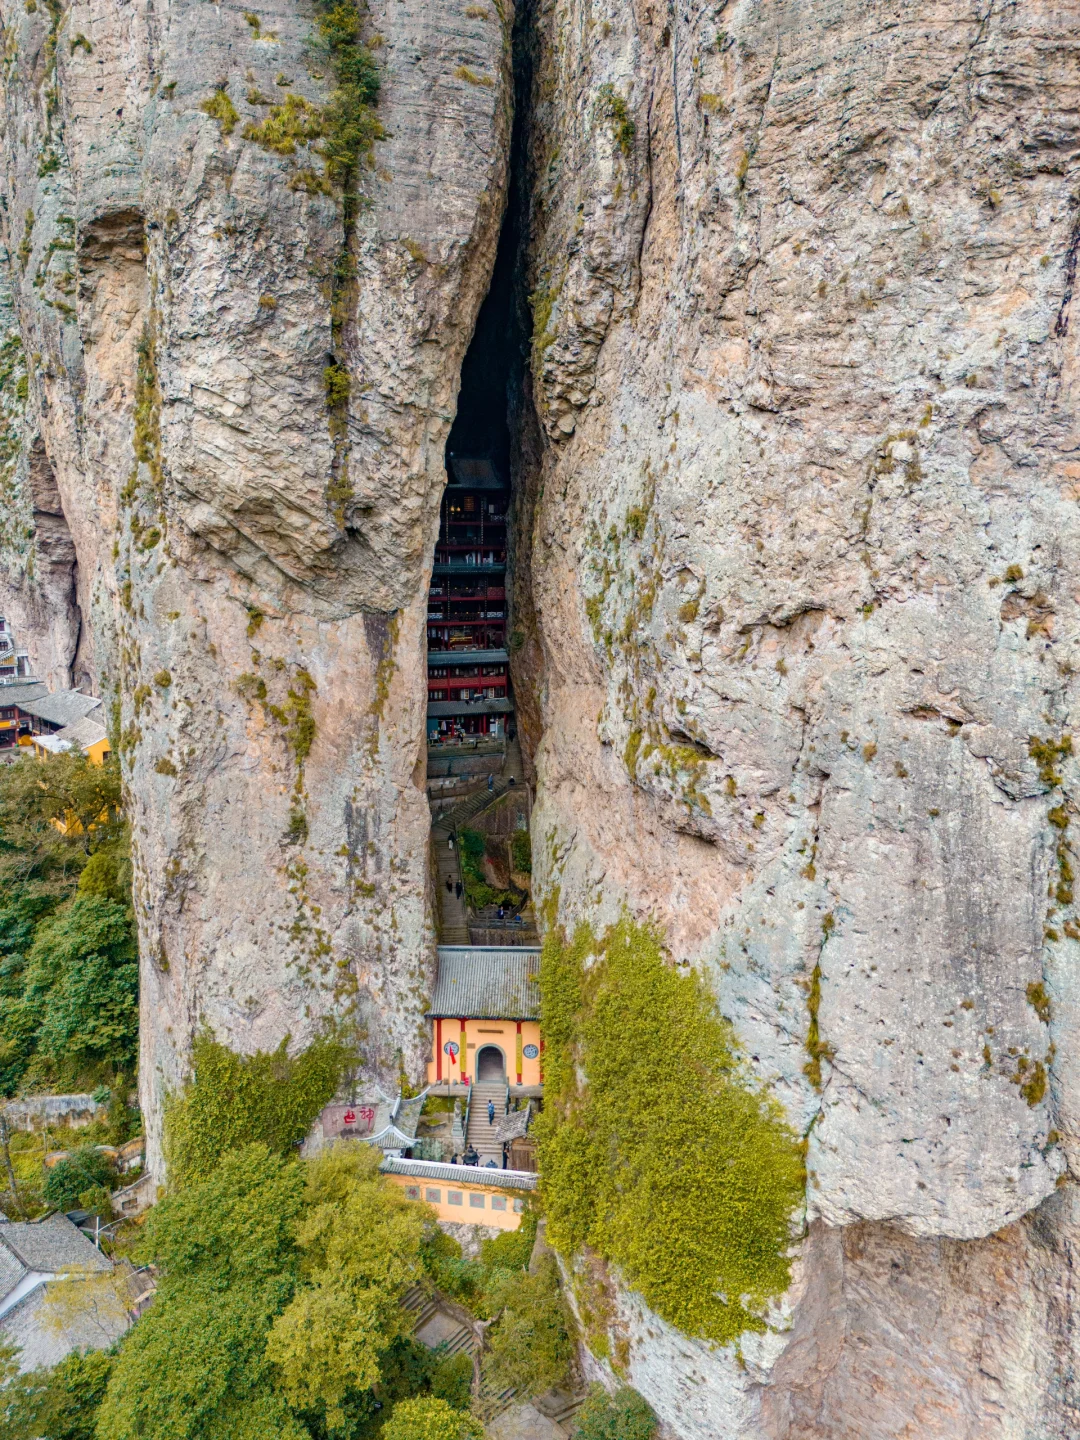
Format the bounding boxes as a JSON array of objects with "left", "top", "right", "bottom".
[
  {"left": 426, "top": 454, "right": 514, "bottom": 743},
  {"left": 425, "top": 946, "right": 541, "bottom": 1089}
]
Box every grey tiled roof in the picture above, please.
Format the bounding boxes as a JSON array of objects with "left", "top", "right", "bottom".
[
  {"left": 381, "top": 1157, "right": 538, "bottom": 1191},
  {"left": 494, "top": 1102, "right": 533, "bottom": 1145},
  {"left": 428, "top": 649, "right": 509, "bottom": 665},
  {"left": 0, "top": 1242, "right": 24, "bottom": 1302},
  {"left": 55, "top": 716, "right": 109, "bottom": 749},
  {"left": 426, "top": 699, "right": 513, "bottom": 717},
  {"left": 0, "top": 681, "right": 47, "bottom": 709},
  {"left": 428, "top": 947, "right": 540, "bottom": 1020},
  {"left": 447, "top": 455, "right": 502, "bottom": 489},
  {"left": 0, "top": 1214, "right": 111, "bottom": 1274},
  {"left": 370, "top": 1125, "right": 421, "bottom": 1150},
  {"left": 17, "top": 690, "right": 101, "bottom": 727}
]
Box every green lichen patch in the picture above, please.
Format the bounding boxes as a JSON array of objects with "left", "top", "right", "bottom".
[
  {"left": 536, "top": 917, "right": 804, "bottom": 1346},
  {"left": 1029, "top": 733, "right": 1072, "bottom": 788},
  {"left": 1027, "top": 981, "right": 1052, "bottom": 1024}
]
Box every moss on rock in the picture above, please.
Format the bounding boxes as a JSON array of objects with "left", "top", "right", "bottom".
[{"left": 536, "top": 917, "right": 804, "bottom": 1345}]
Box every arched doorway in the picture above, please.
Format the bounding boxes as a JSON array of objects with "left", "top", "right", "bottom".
[{"left": 476, "top": 1045, "right": 505, "bottom": 1083}]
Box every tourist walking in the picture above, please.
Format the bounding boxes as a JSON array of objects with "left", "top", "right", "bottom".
[{"left": 487, "top": 1099, "right": 495, "bottom": 1125}]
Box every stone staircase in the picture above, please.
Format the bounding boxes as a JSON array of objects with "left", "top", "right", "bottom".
[
  {"left": 535, "top": 1390, "right": 587, "bottom": 1433},
  {"left": 403, "top": 1286, "right": 517, "bottom": 1417},
  {"left": 434, "top": 777, "right": 511, "bottom": 839},
  {"left": 465, "top": 1081, "right": 506, "bottom": 1165}
]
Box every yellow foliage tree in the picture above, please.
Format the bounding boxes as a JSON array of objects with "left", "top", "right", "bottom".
[{"left": 265, "top": 1144, "right": 429, "bottom": 1428}]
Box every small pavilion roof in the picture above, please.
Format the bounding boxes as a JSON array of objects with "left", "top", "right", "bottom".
[{"left": 427, "top": 947, "right": 540, "bottom": 1021}]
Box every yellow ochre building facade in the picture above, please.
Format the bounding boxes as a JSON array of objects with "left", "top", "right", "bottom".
[{"left": 425, "top": 947, "right": 542, "bottom": 1088}]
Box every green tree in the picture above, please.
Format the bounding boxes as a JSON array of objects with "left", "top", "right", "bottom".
[
  {"left": 482, "top": 1255, "right": 573, "bottom": 1400},
  {"left": 0, "top": 751, "right": 134, "bottom": 1094},
  {"left": 573, "top": 1385, "right": 657, "bottom": 1440},
  {"left": 25, "top": 895, "right": 138, "bottom": 1076},
  {"left": 0, "top": 1348, "right": 114, "bottom": 1440},
  {"left": 265, "top": 1145, "right": 428, "bottom": 1428},
  {"left": 0, "top": 749, "right": 124, "bottom": 863},
  {"left": 380, "top": 1395, "right": 483, "bottom": 1440},
  {"left": 43, "top": 1146, "right": 115, "bottom": 1210},
  {"left": 95, "top": 1144, "right": 308, "bottom": 1440}
]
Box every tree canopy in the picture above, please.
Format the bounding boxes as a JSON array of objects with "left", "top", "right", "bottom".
[
  {"left": 0, "top": 750, "right": 135, "bottom": 1094},
  {"left": 380, "top": 1395, "right": 484, "bottom": 1440}
]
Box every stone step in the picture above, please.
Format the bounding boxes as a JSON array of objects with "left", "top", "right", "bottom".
[{"left": 434, "top": 1326, "right": 477, "bottom": 1359}]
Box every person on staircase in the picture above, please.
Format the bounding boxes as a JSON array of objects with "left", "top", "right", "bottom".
[{"left": 487, "top": 1098, "right": 495, "bottom": 1126}]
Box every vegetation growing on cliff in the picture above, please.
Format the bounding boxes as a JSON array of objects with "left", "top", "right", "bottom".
[
  {"left": 536, "top": 917, "right": 804, "bottom": 1346},
  {"left": 163, "top": 1029, "right": 354, "bottom": 1187},
  {"left": 0, "top": 750, "right": 137, "bottom": 1096},
  {"left": 457, "top": 826, "right": 521, "bottom": 911},
  {"left": 574, "top": 1384, "right": 657, "bottom": 1440}
]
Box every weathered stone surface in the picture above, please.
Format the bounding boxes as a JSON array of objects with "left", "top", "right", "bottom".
[
  {"left": 5, "top": 0, "right": 1080, "bottom": 1428},
  {"left": 516, "top": 0, "right": 1080, "bottom": 1432},
  {"left": 0, "top": 0, "right": 513, "bottom": 1174}
]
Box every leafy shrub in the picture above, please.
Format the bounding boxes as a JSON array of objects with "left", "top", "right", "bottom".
[
  {"left": 573, "top": 1384, "right": 657, "bottom": 1440},
  {"left": 77, "top": 1182, "right": 115, "bottom": 1221},
  {"left": 312, "top": 0, "right": 383, "bottom": 183},
  {"left": 43, "top": 1145, "right": 114, "bottom": 1210},
  {"left": 510, "top": 829, "right": 531, "bottom": 875},
  {"left": 380, "top": 1395, "right": 483, "bottom": 1440},
  {"left": 482, "top": 1255, "right": 573, "bottom": 1400},
  {"left": 430, "top": 1353, "right": 473, "bottom": 1412},
  {"left": 420, "top": 1225, "right": 486, "bottom": 1308},
  {"left": 536, "top": 917, "right": 804, "bottom": 1345},
  {"left": 479, "top": 1212, "right": 536, "bottom": 1271},
  {"left": 457, "top": 828, "right": 518, "bottom": 911}
]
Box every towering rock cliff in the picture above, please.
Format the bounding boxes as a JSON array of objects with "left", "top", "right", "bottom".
[
  {"left": 3, "top": 0, "right": 1080, "bottom": 1431},
  {"left": 517, "top": 0, "right": 1080, "bottom": 1435},
  {"left": 0, "top": 0, "right": 513, "bottom": 1174}
]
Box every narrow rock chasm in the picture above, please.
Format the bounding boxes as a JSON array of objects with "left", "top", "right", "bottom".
[{"left": 425, "top": 13, "right": 538, "bottom": 950}]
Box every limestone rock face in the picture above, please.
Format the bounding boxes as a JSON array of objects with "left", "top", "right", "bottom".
[
  {"left": 4, "top": 0, "right": 1080, "bottom": 1428},
  {"left": 518, "top": 0, "right": 1080, "bottom": 1433},
  {"left": 0, "top": 0, "right": 513, "bottom": 1172}
]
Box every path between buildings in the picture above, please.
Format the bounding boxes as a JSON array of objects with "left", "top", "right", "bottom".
[{"left": 431, "top": 738, "right": 526, "bottom": 945}]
